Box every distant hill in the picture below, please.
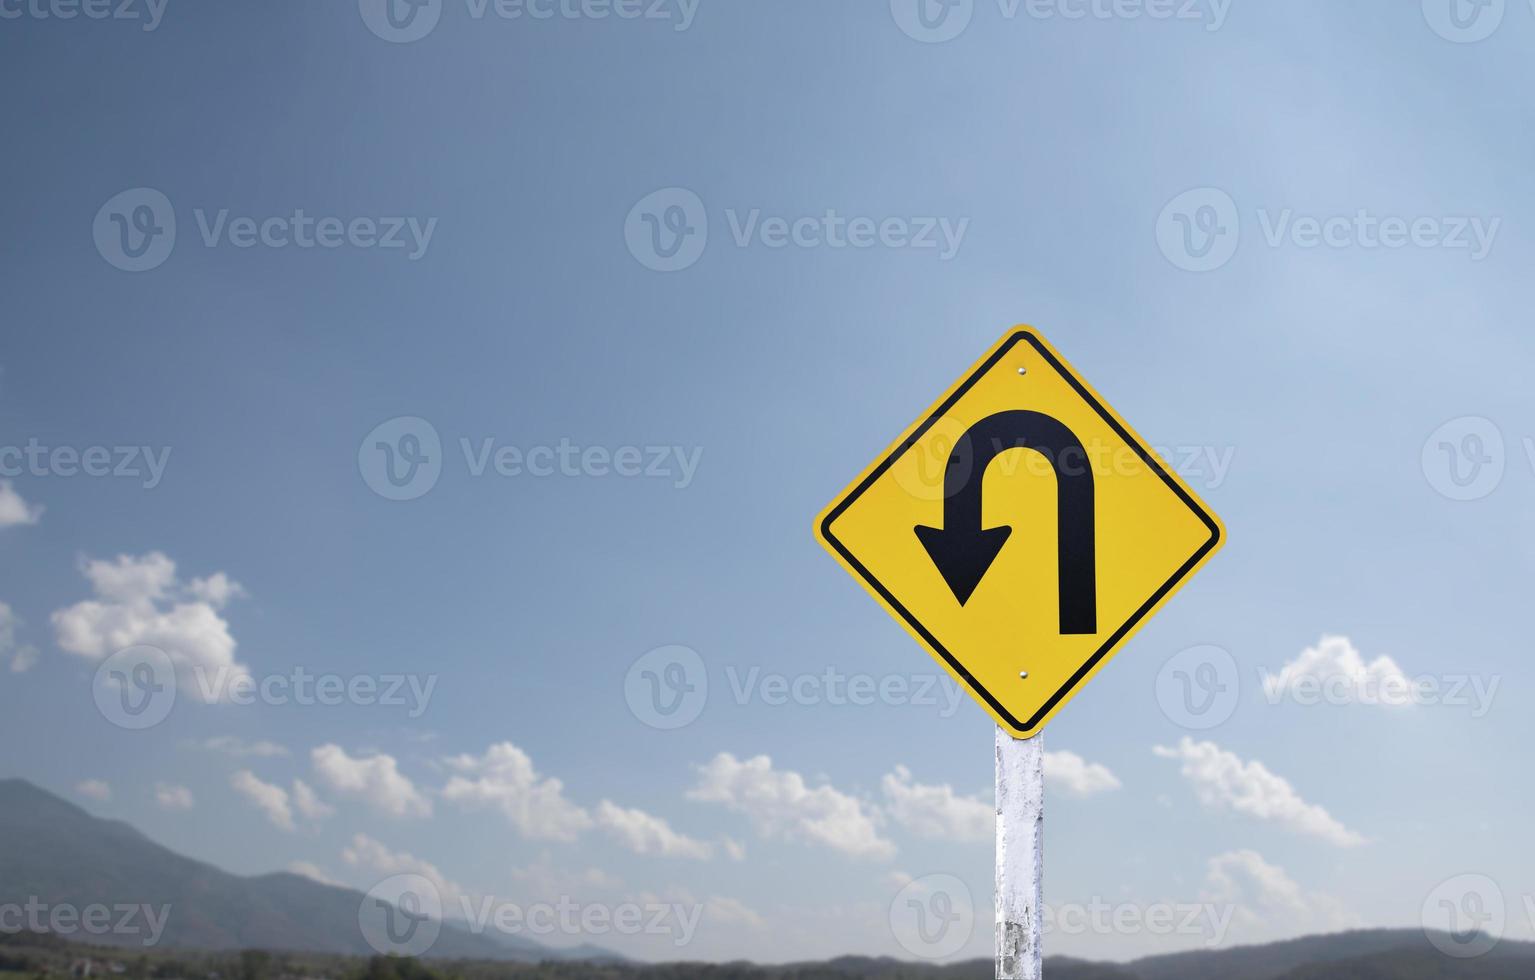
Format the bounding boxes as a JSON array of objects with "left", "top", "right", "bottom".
[
  {"left": 693, "top": 936, "right": 1535, "bottom": 980},
  {"left": 0, "top": 778, "right": 589, "bottom": 961},
  {"left": 4, "top": 777, "right": 1533, "bottom": 979},
  {"left": 1275, "top": 945, "right": 1535, "bottom": 979},
  {"left": 1129, "top": 930, "right": 1451, "bottom": 980},
  {"left": 1112, "top": 930, "right": 1535, "bottom": 980}
]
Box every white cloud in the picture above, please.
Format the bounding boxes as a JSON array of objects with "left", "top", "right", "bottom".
[
  {"left": 200, "top": 736, "right": 289, "bottom": 759},
  {"left": 76, "top": 551, "right": 176, "bottom": 602},
  {"left": 1200, "top": 850, "right": 1359, "bottom": 943},
  {"left": 1153, "top": 738, "right": 1366, "bottom": 847},
  {"left": 0, "top": 602, "right": 38, "bottom": 674},
  {"left": 231, "top": 772, "right": 331, "bottom": 831},
  {"left": 0, "top": 481, "right": 42, "bottom": 528},
  {"left": 688, "top": 753, "right": 895, "bottom": 860},
  {"left": 722, "top": 837, "right": 746, "bottom": 861},
  {"left": 594, "top": 800, "right": 714, "bottom": 859},
  {"left": 312, "top": 744, "right": 432, "bottom": 819},
  {"left": 185, "top": 572, "right": 246, "bottom": 607},
  {"left": 76, "top": 779, "right": 111, "bottom": 801},
  {"left": 342, "top": 833, "right": 465, "bottom": 906},
  {"left": 441, "top": 742, "right": 589, "bottom": 840},
  {"left": 231, "top": 770, "right": 295, "bottom": 831},
  {"left": 292, "top": 779, "right": 335, "bottom": 822},
  {"left": 880, "top": 765, "right": 991, "bottom": 842},
  {"left": 1044, "top": 750, "right": 1122, "bottom": 798},
  {"left": 51, "top": 552, "right": 252, "bottom": 702},
  {"left": 287, "top": 861, "right": 342, "bottom": 888},
  {"left": 154, "top": 783, "right": 195, "bottom": 810},
  {"left": 9, "top": 645, "right": 37, "bottom": 673},
  {"left": 1263, "top": 635, "right": 1415, "bottom": 707}
]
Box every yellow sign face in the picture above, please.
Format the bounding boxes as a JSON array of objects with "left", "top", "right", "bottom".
[{"left": 816, "top": 327, "right": 1224, "bottom": 738}]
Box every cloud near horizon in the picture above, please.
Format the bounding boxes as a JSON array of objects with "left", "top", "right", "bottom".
[
  {"left": 688, "top": 752, "right": 895, "bottom": 860},
  {"left": 1154, "top": 738, "right": 1367, "bottom": 847}
]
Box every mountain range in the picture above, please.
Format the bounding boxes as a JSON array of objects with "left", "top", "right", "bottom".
[
  {"left": 1, "top": 777, "right": 1529, "bottom": 978},
  {"left": 0, "top": 778, "right": 606, "bottom": 961}
]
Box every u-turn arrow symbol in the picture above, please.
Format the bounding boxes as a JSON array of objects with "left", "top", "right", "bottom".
[{"left": 913, "top": 410, "right": 1098, "bottom": 634}]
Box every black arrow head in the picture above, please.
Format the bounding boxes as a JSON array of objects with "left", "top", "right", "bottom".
[{"left": 913, "top": 524, "right": 1013, "bottom": 606}]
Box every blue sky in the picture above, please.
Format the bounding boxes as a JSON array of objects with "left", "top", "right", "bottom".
[{"left": 3, "top": 0, "right": 1535, "bottom": 964}]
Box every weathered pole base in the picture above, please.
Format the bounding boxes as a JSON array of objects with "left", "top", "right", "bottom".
[{"left": 995, "top": 728, "right": 1043, "bottom": 979}]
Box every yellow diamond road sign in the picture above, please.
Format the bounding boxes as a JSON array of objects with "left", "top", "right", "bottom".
[{"left": 816, "top": 327, "right": 1224, "bottom": 738}]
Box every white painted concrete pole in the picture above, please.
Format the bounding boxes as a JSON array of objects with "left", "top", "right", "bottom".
[{"left": 996, "top": 727, "right": 1044, "bottom": 979}]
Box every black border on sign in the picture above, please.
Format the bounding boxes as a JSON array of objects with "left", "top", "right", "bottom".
[{"left": 818, "top": 330, "right": 1223, "bottom": 736}]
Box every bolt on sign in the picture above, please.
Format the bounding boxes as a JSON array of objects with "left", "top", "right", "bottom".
[{"left": 816, "top": 327, "right": 1224, "bottom": 738}]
